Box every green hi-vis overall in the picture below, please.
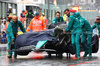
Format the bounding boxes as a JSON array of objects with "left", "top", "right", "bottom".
[
  {"left": 52, "top": 16, "right": 64, "bottom": 24},
  {"left": 65, "top": 13, "right": 82, "bottom": 58},
  {"left": 7, "top": 20, "right": 26, "bottom": 57},
  {"left": 92, "top": 21, "right": 100, "bottom": 37},
  {"left": 74, "top": 12, "right": 92, "bottom": 57}
]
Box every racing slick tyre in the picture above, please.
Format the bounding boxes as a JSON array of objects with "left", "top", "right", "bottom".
[{"left": 92, "top": 34, "right": 99, "bottom": 53}]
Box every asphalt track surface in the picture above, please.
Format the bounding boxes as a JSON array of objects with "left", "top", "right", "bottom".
[{"left": 0, "top": 42, "right": 100, "bottom": 66}]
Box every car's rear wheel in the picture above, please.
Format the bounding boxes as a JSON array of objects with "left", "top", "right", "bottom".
[
  {"left": 92, "top": 41, "right": 99, "bottom": 53},
  {"left": 92, "top": 35, "right": 99, "bottom": 53}
]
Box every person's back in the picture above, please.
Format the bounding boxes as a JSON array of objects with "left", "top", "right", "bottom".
[
  {"left": 82, "top": 18, "right": 92, "bottom": 33},
  {"left": 65, "top": 13, "right": 81, "bottom": 34},
  {"left": 74, "top": 12, "right": 92, "bottom": 58},
  {"left": 74, "top": 12, "right": 92, "bottom": 33}
]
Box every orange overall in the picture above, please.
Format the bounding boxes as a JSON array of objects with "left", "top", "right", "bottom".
[
  {"left": 20, "top": 12, "right": 27, "bottom": 27},
  {"left": 26, "top": 16, "right": 46, "bottom": 32}
]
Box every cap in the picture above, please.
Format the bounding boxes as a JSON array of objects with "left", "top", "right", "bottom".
[
  {"left": 35, "top": 12, "right": 39, "bottom": 15},
  {"left": 96, "top": 18, "right": 100, "bottom": 20},
  {"left": 70, "top": 10, "right": 77, "bottom": 13},
  {"left": 22, "top": 10, "right": 25, "bottom": 12}
]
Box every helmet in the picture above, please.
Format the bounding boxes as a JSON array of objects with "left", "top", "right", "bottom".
[{"left": 9, "top": 6, "right": 12, "bottom": 9}]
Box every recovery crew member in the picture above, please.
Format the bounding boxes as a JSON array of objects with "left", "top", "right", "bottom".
[
  {"left": 92, "top": 16, "right": 100, "bottom": 37},
  {"left": 20, "top": 10, "right": 27, "bottom": 27},
  {"left": 63, "top": 9, "right": 82, "bottom": 59},
  {"left": 52, "top": 11, "right": 64, "bottom": 24},
  {"left": 7, "top": 15, "right": 26, "bottom": 58},
  {"left": 1, "top": 19, "right": 7, "bottom": 43},
  {"left": 4, "top": 15, "right": 13, "bottom": 32},
  {"left": 74, "top": 12, "right": 92, "bottom": 58},
  {"left": 26, "top": 12, "right": 46, "bottom": 32},
  {"left": 7, "top": 7, "right": 12, "bottom": 17},
  {"left": 63, "top": 10, "right": 68, "bottom": 22}
]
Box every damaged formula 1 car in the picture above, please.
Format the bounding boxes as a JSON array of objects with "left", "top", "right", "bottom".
[{"left": 11, "top": 22, "right": 99, "bottom": 58}]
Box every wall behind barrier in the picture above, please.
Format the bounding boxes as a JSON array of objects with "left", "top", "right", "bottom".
[
  {"left": 80, "top": 10, "right": 100, "bottom": 26},
  {"left": 0, "top": 1, "right": 17, "bottom": 34},
  {"left": 0, "top": 1, "right": 17, "bottom": 19},
  {"left": 42, "top": 8, "right": 100, "bottom": 25}
]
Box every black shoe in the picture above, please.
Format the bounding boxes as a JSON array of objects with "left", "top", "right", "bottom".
[{"left": 83, "top": 52, "right": 88, "bottom": 57}]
